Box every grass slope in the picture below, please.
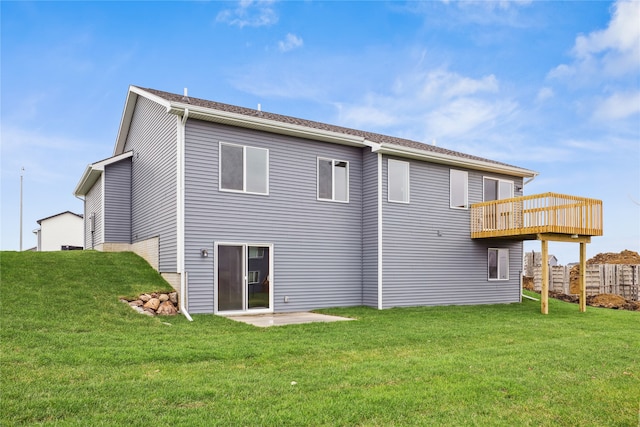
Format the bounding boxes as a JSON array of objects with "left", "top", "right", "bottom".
[{"left": 1, "top": 251, "right": 639, "bottom": 426}]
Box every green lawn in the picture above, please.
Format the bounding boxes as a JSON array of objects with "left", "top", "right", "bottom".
[{"left": 1, "top": 251, "right": 638, "bottom": 426}]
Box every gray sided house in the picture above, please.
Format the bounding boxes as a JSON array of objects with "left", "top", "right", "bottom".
[{"left": 75, "top": 85, "right": 538, "bottom": 317}]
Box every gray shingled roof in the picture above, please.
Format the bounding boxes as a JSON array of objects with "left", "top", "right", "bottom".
[{"left": 139, "top": 86, "right": 523, "bottom": 170}]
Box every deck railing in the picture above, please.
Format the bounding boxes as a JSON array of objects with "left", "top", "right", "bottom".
[{"left": 471, "top": 192, "right": 603, "bottom": 239}]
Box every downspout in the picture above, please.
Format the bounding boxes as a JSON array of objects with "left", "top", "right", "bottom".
[
  {"left": 377, "top": 152, "right": 383, "bottom": 310},
  {"left": 178, "top": 107, "right": 193, "bottom": 321}
]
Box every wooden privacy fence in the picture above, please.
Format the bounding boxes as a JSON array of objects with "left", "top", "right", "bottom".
[{"left": 531, "top": 264, "right": 639, "bottom": 301}]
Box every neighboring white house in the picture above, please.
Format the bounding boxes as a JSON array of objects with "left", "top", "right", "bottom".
[{"left": 33, "top": 211, "right": 84, "bottom": 251}]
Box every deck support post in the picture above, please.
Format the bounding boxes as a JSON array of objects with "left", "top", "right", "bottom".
[
  {"left": 541, "top": 239, "right": 549, "bottom": 315},
  {"left": 579, "top": 242, "right": 587, "bottom": 312}
]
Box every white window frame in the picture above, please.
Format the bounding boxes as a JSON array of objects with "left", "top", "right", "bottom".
[
  {"left": 248, "top": 271, "right": 260, "bottom": 284},
  {"left": 219, "top": 142, "right": 269, "bottom": 195},
  {"left": 488, "top": 248, "right": 509, "bottom": 281},
  {"left": 388, "top": 159, "right": 410, "bottom": 204},
  {"left": 483, "top": 176, "right": 514, "bottom": 202},
  {"left": 450, "top": 169, "right": 468, "bottom": 209},
  {"left": 317, "top": 157, "right": 349, "bottom": 203}
]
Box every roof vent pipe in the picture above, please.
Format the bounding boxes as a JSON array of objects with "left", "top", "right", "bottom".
[
  {"left": 182, "top": 88, "right": 190, "bottom": 103},
  {"left": 258, "top": 103, "right": 261, "bottom": 112}
]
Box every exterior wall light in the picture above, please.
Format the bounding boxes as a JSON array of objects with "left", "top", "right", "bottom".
[{"left": 201, "top": 249, "right": 209, "bottom": 257}]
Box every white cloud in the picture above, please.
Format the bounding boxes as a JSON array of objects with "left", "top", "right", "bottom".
[
  {"left": 278, "top": 33, "right": 303, "bottom": 52},
  {"left": 216, "top": 0, "right": 278, "bottom": 28},
  {"left": 593, "top": 90, "right": 640, "bottom": 121},
  {"left": 536, "top": 87, "right": 554, "bottom": 103},
  {"left": 550, "top": 0, "right": 640, "bottom": 81},
  {"left": 335, "top": 68, "right": 510, "bottom": 141},
  {"left": 424, "top": 97, "right": 517, "bottom": 140}
]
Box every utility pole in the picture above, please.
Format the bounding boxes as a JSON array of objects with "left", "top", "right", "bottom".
[{"left": 20, "top": 167, "right": 24, "bottom": 251}]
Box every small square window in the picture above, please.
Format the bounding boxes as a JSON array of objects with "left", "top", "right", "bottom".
[
  {"left": 483, "top": 177, "right": 513, "bottom": 202},
  {"left": 220, "top": 142, "right": 269, "bottom": 195},
  {"left": 317, "top": 158, "right": 349, "bottom": 202}
]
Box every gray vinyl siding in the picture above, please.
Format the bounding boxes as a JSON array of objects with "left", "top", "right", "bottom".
[
  {"left": 361, "top": 149, "right": 379, "bottom": 308},
  {"left": 381, "top": 155, "right": 524, "bottom": 308},
  {"left": 124, "top": 96, "right": 177, "bottom": 272},
  {"left": 84, "top": 177, "right": 102, "bottom": 249},
  {"left": 184, "top": 119, "right": 363, "bottom": 314},
  {"left": 104, "top": 159, "right": 131, "bottom": 243}
]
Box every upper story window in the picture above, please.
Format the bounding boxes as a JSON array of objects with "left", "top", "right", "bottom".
[
  {"left": 318, "top": 158, "right": 349, "bottom": 202},
  {"left": 388, "top": 159, "right": 410, "bottom": 203},
  {"left": 220, "top": 142, "right": 269, "bottom": 195},
  {"left": 488, "top": 248, "right": 509, "bottom": 280},
  {"left": 450, "top": 169, "right": 468, "bottom": 209},
  {"left": 483, "top": 177, "right": 513, "bottom": 201}
]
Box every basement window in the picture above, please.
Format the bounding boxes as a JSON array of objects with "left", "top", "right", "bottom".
[{"left": 488, "top": 248, "right": 509, "bottom": 281}]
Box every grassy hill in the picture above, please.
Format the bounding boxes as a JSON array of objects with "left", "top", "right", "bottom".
[{"left": 1, "top": 251, "right": 639, "bottom": 426}]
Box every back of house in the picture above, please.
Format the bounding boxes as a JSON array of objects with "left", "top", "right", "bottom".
[{"left": 75, "top": 85, "right": 537, "bottom": 316}]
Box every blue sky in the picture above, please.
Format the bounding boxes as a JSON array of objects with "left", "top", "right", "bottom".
[{"left": 1, "top": 0, "right": 639, "bottom": 263}]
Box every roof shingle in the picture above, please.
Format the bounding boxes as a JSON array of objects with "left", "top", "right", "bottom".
[{"left": 138, "top": 86, "right": 525, "bottom": 170}]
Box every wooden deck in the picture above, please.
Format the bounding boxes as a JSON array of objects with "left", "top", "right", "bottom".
[
  {"left": 471, "top": 192, "right": 603, "bottom": 314},
  {"left": 471, "top": 192, "right": 603, "bottom": 240}
]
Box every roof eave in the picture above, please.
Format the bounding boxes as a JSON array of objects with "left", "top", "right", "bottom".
[
  {"left": 74, "top": 151, "right": 134, "bottom": 197},
  {"left": 374, "top": 143, "right": 538, "bottom": 178},
  {"left": 73, "top": 165, "right": 99, "bottom": 197},
  {"left": 167, "top": 102, "right": 368, "bottom": 148}
]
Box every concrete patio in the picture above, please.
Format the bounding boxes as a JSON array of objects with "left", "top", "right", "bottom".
[{"left": 225, "top": 312, "right": 354, "bottom": 327}]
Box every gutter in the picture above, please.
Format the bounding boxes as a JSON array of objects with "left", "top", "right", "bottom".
[
  {"left": 166, "top": 102, "right": 368, "bottom": 148},
  {"left": 373, "top": 143, "right": 537, "bottom": 179}
]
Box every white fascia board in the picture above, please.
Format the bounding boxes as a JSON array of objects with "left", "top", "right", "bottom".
[
  {"left": 74, "top": 165, "right": 95, "bottom": 197},
  {"left": 167, "top": 103, "right": 368, "bottom": 148},
  {"left": 373, "top": 143, "right": 538, "bottom": 178},
  {"left": 74, "top": 151, "right": 133, "bottom": 196},
  {"left": 113, "top": 86, "right": 173, "bottom": 155}
]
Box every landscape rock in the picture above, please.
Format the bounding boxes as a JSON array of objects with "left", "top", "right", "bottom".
[
  {"left": 169, "top": 292, "right": 178, "bottom": 304},
  {"left": 122, "top": 291, "right": 179, "bottom": 316},
  {"left": 143, "top": 298, "right": 161, "bottom": 310},
  {"left": 156, "top": 300, "right": 178, "bottom": 315}
]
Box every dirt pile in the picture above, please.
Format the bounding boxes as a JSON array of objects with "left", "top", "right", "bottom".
[
  {"left": 569, "top": 250, "right": 640, "bottom": 294},
  {"left": 547, "top": 291, "right": 640, "bottom": 311},
  {"left": 586, "top": 250, "right": 640, "bottom": 265}
]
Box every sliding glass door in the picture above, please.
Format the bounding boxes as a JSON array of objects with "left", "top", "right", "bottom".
[{"left": 216, "top": 243, "right": 271, "bottom": 313}]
